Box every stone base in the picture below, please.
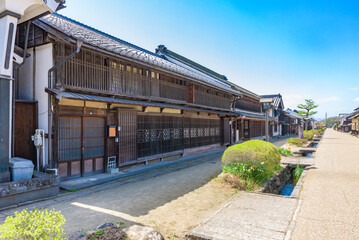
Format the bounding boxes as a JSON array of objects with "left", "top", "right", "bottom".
[
  {"left": 107, "top": 168, "right": 119, "bottom": 174},
  {"left": 0, "top": 171, "right": 59, "bottom": 209},
  {"left": 0, "top": 186, "right": 59, "bottom": 209},
  {"left": 0, "top": 171, "right": 10, "bottom": 183}
]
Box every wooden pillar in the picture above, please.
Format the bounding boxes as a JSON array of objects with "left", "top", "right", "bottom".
[
  {"left": 52, "top": 99, "right": 59, "bottom": 168},
  {"left": 242, "top": 120, "right": 244, "bottom": 140}
]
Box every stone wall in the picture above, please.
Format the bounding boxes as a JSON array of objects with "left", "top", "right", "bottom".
[
  {"left": 0, "top": 171, "right": 59, "bottom": 208},
  {"left": 262, "top": 164, "right": 295, "bottom": 194}
]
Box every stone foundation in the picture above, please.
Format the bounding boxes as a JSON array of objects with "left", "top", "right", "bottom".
[
  {"left": 0, "top": 171, "right": 59, "bottom": 209},
  {"left": 262, "top": 164, "right": 295, "bottom": 194}
]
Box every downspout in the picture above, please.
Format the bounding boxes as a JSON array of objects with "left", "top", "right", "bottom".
[
  {"left": 12, "top": 21, "right": 31, "bottom": 157},
  {"left": 47, "top": 40, "right": 82, "bottom": 168}
]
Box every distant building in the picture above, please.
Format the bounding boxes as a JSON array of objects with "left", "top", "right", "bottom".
[
  {"left": 349, "top": 107, "right": 359, "bottom": 135},
  {"left": 280, "top": 108, "right": 302, "bottom": 135},
  {"left": 260, "top": 94, "right": 285, "bottom": 138},
  {"left": 338, "top": 113, "right": 351, "bottom": 132}
]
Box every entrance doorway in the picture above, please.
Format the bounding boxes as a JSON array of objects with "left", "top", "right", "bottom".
[{"left": 58, "top": 116, "right": 105, "bottom": 179}]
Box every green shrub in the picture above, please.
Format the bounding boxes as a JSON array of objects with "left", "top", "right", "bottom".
[
  {"left": 293, "top": 165, "right": 304, "bottom": 183},
  {"left": 221, "top": 140, "right": 282, "bottom": 190},
  {"left": 222, "top": 140, "right": 281, "bottom": 166},
  {"left": 278, "top": 147, "right": 292, "bottom": 156},
  {"left": 303, "top": 130, "right": 314, "bottom": 140},
  {"left": 287, "top": 137, "right": 307, "bottom": 146},
  {"left": 317, "top": 127, "right": 325, "bottom": 134},
  {"left": 311, "top": 129, "right": 320, "bottom": 136},
  {"left": 0, "top": 208, "right": 66, "bottom": 240}
]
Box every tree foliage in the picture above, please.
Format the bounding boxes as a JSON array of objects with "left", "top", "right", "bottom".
[{"left": 296, "top": 99, "right": 318, "bottom": 118}]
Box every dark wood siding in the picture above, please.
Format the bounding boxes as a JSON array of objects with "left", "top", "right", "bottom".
[
  {"left": 52, "top": 42, "right": 232, "bottom": 110},
  {"left": 118, "top": 109, "right": 137, "bottom": 164},
  {"left": 58, "top": 116, "right": 82, "bottom": 179},
  {"left": 235, "top": 95, "right": 261, "bottom": 112},
  {"left": 251, "top": 120, "right": 262, "bottom": 138},
  {"left": 106, "top": 110, "right": 117, "bottom": 159},
  {"left": 138, "top": 115, "right": 221, "bottom": 158},
  {"left": 57, "top": 116, "right": 105, "bottom": 179},
  {"left": 222, "top": 118, "right": 230, "bottom": 145},
  {"left": 14, "top": 101, "right": 38, "bottom": 164},
  {"left": 83, "top": 117, "right": 105, "bottom": 175}
]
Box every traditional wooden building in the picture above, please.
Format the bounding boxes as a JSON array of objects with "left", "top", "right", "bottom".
[
  {"left": 155, "top": 45, "right": 275, "bottom": 142},
  {"left": 14, "top": 13, "right": 240, "bottom": 180},
  {"left": 233, "top": 92, "right": 269, "bottom": 141},
  {"left": 349, "top": 107, "right": 359, "bottom": 135},
  {"left": 260, "top": 94, "right": 284, "bottom": 137},
  {"left": 350, "top": 113, "right": 359, "bottom": 135},
  {"left": 338, "top": 113, "right": 351, "bottom": 132},
  {"left": 279, "top": 108, "right": 302, "bottom": 135}
]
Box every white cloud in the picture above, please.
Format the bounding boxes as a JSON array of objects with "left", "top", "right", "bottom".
[
  {"left": 282, "top": 94, "right": 307, "bottom": 109},
  {"left": 349, "top": 88, "right": 358, "bottom": 91},
  {"left": 354, "top": 97, "right": 359, "bottom": 102},
  {"left": 317, "top": 96, "right": 341, "bottom": 103}
]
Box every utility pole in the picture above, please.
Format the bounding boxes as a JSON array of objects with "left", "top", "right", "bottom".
[
  {"left": 265, "top": 109, "right": 269, "bottom": 142},
  {"left": 260, "top": 98, "right": 273, "bottom": 142}
]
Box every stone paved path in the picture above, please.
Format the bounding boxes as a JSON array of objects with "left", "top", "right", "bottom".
[
  {"left": 291, "top": 129, "right": 359, "bottom": 240},
  {"left": 188, "top": 192, "right": 298, "bottom": 240}
]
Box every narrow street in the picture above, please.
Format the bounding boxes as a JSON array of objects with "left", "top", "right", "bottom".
[
  {"left": 0, "top": 157, "right": 235, "bottom": 239},
  {"left": 292, "top": 129, "right": 359, "bottom": 239}
]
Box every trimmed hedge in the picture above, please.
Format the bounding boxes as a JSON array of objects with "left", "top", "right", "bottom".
[
  {"left": 303, "top": 130, "right": 314, "bottom": 140},
  {"left": 222, "top": 140, "right": 281, "bottom": 170},
  {"left": 287, "top": 137, "right": 307, "bottom": 146}
]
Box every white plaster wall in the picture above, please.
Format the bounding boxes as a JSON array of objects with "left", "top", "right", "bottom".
[
  {"left": 18, "top": 43, "right": 53, "bottom": 164},
  {"left": 18, "top": 47, "right": 34, "bottom": 100},
  {"left": 9, "top": 80, "right": 12, "bottom": 156},
  {"left": 35, "top": 43, "right": 53, "bottom": 165},
  {"left": 34, "top": 44, "right": 52, "bottom": 131}
]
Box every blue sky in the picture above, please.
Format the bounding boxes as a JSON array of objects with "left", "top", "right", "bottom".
[{"left": 60, "top": 0, "right": 359, "bottom": 118}]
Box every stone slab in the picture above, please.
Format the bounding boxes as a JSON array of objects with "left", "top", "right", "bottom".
[
  {"left": 299, "top": 147, "right": 317, "bottom": 153},
  {"left": 281, "top": 156, "right": 315, "bottom": 166},
  {"left": 188, "top": 192, "right": 298, "bottom": 240}
]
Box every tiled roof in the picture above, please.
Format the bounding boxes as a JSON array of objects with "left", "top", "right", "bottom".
[
  {"left": 156, "top": 45, "right": 228, "bottom": 81},
  {"left": 234, "top": 109, "right": 274, "bottom": 120},
  {"left": 37, "top": 13, "right": 239, "bottom": 95},
  {"left": 260, "top": 94, "right": 284, "bottom": 109},
  {"left": 46, "top": 88, "right": 235, "bottom": 115},
  {"left": 284, "top": 109, "right": 302, "bottom": 119},
  {"left": 156, "top": 45, "right": 260, "bottom": 99}
]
